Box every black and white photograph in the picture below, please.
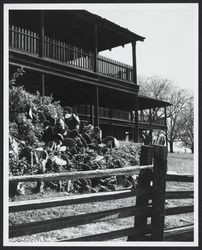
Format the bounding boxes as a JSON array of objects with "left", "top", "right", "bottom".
[{"left": 3, "top": 3, "right": 198, "bottom": 246}]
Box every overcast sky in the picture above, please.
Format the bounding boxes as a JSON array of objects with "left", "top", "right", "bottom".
[{"left": 87, "top": 4, "right": 198, "bottom": 90}]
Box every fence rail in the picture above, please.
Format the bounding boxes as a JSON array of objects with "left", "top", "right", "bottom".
[
  {"left": 9, "top": 187, "right": 152, "bottom": 213},
  {"left": 9, "top": 165, "right": 153, "bottom": 183},
  {"left": 166, "top": 174, "right": 194, "bottom": 182}
]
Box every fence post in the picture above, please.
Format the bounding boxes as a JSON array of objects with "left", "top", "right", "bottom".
[
  {"left": 127, "top": 145, "right": 153, "bottom": 241},
  {"left": 151, "top": 145, "right": 167, "bottom": 241}
]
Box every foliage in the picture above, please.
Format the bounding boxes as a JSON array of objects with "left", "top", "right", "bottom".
[{"left": 9, "top": 68, "right": 141, "bottom": 194}]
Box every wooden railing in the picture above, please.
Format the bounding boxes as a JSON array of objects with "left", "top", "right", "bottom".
[
  {"left": 98, "top": 55, "right": 134, "bottom": 82},
  {"left": 9, "top": 25, "right": 39, "bottom": 54},
  {"left": 44, "top": 36, "right": 94, "bottom": 70},
  {"left": 138, "top": 113, "right": 166, "bottom": 126},
  {"left": 111, "top": 109, "right": 131, "bottom": 121},
  {"left": 9, "top": 25, "right": 134, "bottom": 82},
  {"left": 72, "top": 104, "right": 91, "bottom": 117},
  {"left": 73, "top": 105, "right": 166, "bottom": 126},
  {"left": 8, "top": 146, "right": 168, "bottom": 241}
]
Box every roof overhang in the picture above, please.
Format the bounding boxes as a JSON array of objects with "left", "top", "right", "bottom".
[
  {"left": 9, "top": 10, "right": 145, "bottom": 52},
  {"left": 138, "top": 95, "right": 171, "bottom": 110}
]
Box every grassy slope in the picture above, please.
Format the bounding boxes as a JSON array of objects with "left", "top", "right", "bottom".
[{"left": 9, "top": 153, "right": 194, "bottom": 242}]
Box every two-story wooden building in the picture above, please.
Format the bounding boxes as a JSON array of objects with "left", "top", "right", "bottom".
[{"left": 9, "top": 10, "right": 170, "bottom": 144}]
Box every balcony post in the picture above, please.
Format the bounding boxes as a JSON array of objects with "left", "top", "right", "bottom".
[
  {"left": 131, "top": 111, "right": 135, "bottom": 141},
  {"left": 149, "top": 108, "right": 152, "bottom": 124},
  {"left": 149, "top": 129, "right": 153, "bottom": 145},
  {"left": 134, "top": 96, "right": 139, "bottom": 142},
  {"left": 90, "top": 105, "right": 94, "bottom": 125},
  {"left": 93, "top": 23, "right": 98, "bottom": 73},
  {"left": 94, "top": 86, "right": 99, "bottom": 126},
  {"left": 39, "top": 10, "right": 45, "bottom": 57},
  {"left": 165, "top": 106, "right": 168, "bottom": 146},
  {"left": 41, "top": 73, "right": 45, "bottom": 96},
  {"left": 132, "top": 41, "right": 137, "bottom": 84}
]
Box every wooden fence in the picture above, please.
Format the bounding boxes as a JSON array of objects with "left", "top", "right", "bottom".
[
  {"left": 164, "top": 171, "right": 194, "bottom": 241},
  {"left": 8, "top": 145, "right": 194, "bottom": 242}
]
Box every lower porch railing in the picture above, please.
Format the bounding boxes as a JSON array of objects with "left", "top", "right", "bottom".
[{"left": 72, "top": 105, "right": 166, "bottom": 126}]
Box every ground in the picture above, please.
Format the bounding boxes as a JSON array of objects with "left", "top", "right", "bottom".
[{"left": 9, "top": 152, "right": 194, "bottom": 242}]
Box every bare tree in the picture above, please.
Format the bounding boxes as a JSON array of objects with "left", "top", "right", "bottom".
[
  {"left": 178, "top": 96, "right": 194, "bottom": 153},
  {"left": 138, "top": 76, "right": 191, "bottom": 153}
]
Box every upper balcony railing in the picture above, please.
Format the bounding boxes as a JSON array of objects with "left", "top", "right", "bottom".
[{"left": 9, "top": 25, "right": 134, "bottom": 83}]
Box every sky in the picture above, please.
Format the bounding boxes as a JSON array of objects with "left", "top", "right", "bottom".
[{"left": 86, "top": 4, "right": 198, "bottom": 91}]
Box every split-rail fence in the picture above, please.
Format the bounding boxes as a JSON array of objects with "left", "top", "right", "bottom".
[{"left": 8, "top": 145, "right": 194, "bottom": 241}]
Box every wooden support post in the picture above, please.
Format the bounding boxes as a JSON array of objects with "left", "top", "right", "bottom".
[
  {"left": 39, "top": 10, "right": 45, "bottom": 57},
  {"left": 164, "top": 106, "right": 167, "bottom": 126},
  {"left": 140, "top": 145, "right": 154, "bottom": 166},
  {"left": 132, "top": 41, "right": 137, "bottom": 84},
  {"left": 41, "top": 73, "right": 45, "bottom": 96},
  {"left": 93, "top": 24, "right": 98, "bottom": 73},
  {"left": 151, "top": 145, "right": 167, "bottom": 241},
  {"left": 127, "top": 145, "right": 153, "bottom": 241},
  {"left": 149, "top": 129, "right": 152, "bottom": 145},
  {"left": 134, "top": 96, "right": 139, "bottom": 142},
  {"left": 94, "top": 86, "right": 99, "bottom": 127},
  {"left": 131, "top": 111, "right": 135, "bottom": 141},
  {"left": 149, "top": 108, "right": 152, "bottom": 124},
  {"left": 90, "top": 104, "right": 94, "bottom": 125},
  {"left": 165, "top": 106, "right": 168, "bottom": 147}
]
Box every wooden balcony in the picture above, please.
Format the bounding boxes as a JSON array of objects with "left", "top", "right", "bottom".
[{"left": 9, "top": 25, "right": 134, "bottom": 83}]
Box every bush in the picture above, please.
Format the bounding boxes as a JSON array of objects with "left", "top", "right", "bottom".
[{"left": 9, "top": 68, "right": 141, "bottom": 193}]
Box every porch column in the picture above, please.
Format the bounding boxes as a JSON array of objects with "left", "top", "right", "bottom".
[
  {"left": 41, "top": 73, "right": 45, "bottom": 96},
  {"left": 90, "top": 104, "right": 94, "bottom": 125},
  {"left": 149, "top": 108, "right": 152, "bottom": 144},
  {"left": 149, "top": 108, "right": 152, "bottom": 124},
  {"left": 39, "top": 10, "right": 45, "bottom": 58},
  {"left": 131, "top": 111, "right": 135, "bottom": 141},
  {"left": 94, "top": 86, "right": 99, "bottom": 127},
  {"left": 149, "top": 129, "right": 153, "bottom": 145},
  {"left": 93, "top": 23, "right": 98, "bottom": 73},
  {"left": 165, "top": 106, "right": 168, "bottom": 146},
  {"left": 132, "top": 41, "right": 137, "bottom": 84},
  {"left": 134, "top": 96, "right": 139, "bottom": 142}
]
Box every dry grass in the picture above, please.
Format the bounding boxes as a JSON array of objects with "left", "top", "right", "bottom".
[{"left": 9, "top": 152, "right": 194, "bottom": 242}]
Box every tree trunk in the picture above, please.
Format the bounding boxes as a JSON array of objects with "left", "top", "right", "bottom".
[
  {"left": 169, "top": 141, "right": 174, "bottom": 153},
  {"left": 191, "top": 145, "right": 194, "bottom": 154}
]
